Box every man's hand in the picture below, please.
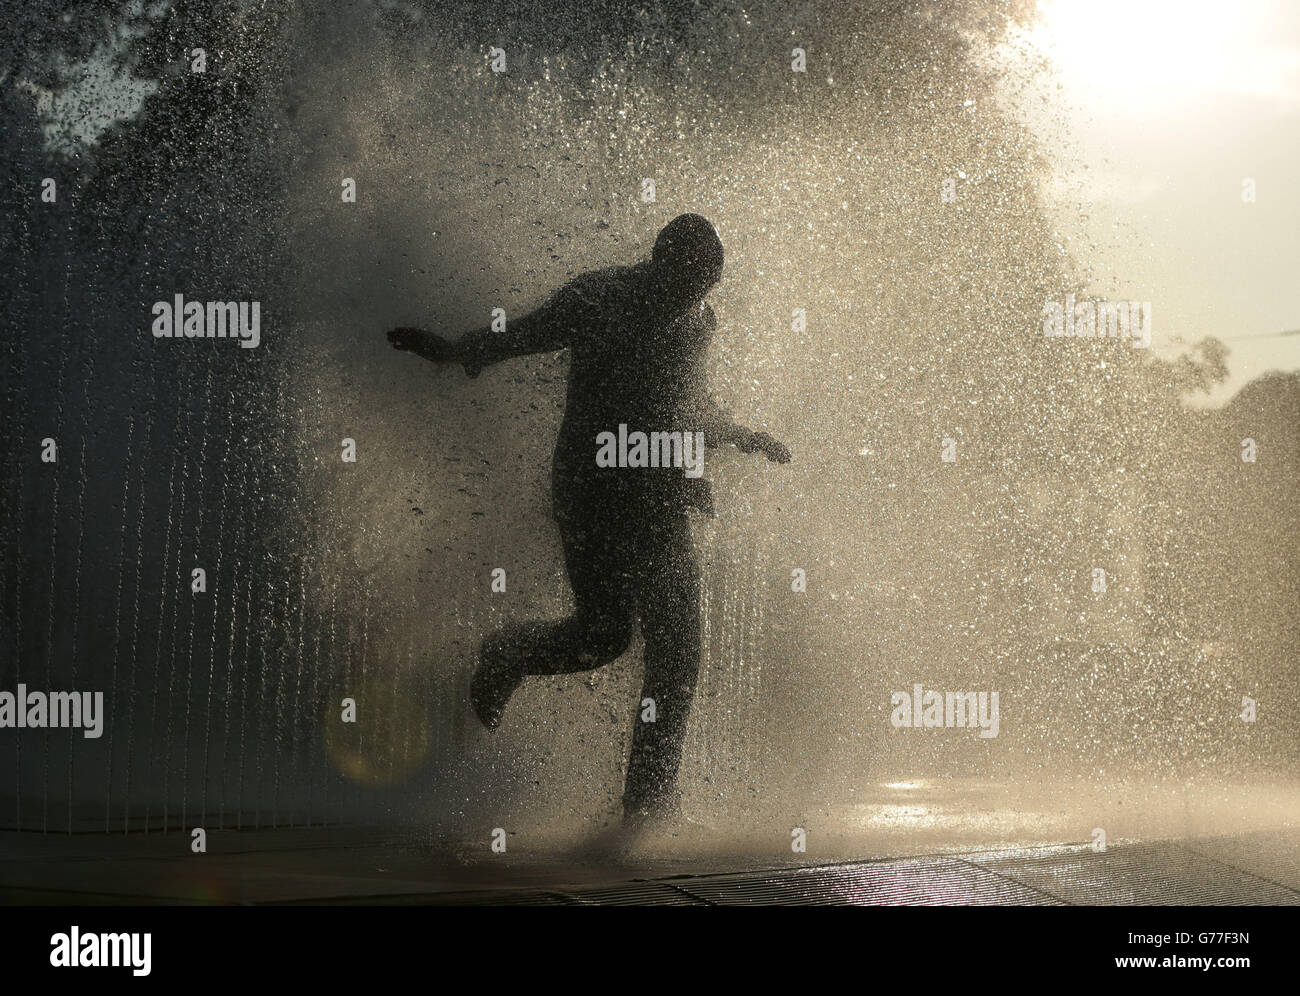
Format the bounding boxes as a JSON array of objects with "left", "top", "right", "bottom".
[
  {"left": 736, "top": 429, "right": 792, "bottom": 464},
  {"left": 387, "top": 326, "right": 420, "bottom": 352},
  {"left": 461, "top": 353, "right": 486, "bottom": 378},
  {"left": 387, "top": 327, "right": 481, "bottom": 374},
  {"left": 388, "top": 326, "right": 451, "bottom": 359}
]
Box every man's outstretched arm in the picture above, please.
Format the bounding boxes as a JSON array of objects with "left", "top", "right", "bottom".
[
  {"left": 687, "top": 307, "right": 791, "bottom": 463},
  {"left": 386, "top": 281, "right": 590, "bottom": 377},
  {"left": 697, "top": 395, "right": 793, "bottom": 463}
]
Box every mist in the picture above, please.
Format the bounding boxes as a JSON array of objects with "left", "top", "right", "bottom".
[{"left": 1, "top": 0, "right": 1294, "bottom": 863}]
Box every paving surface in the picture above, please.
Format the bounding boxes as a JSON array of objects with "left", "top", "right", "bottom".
[{"left": 1, "top": 825, "right": 1296, "bottom": 905}]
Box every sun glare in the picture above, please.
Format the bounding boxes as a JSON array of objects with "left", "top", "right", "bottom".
[{"left": 1025, "top": 0, "right": 1300, "bottom": 114}]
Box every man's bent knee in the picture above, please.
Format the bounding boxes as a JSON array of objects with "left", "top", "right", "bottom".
[{"left": 576, "top": 618, "right": 632, "bottom": 667}]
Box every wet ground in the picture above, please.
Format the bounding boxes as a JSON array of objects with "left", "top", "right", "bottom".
[{"left": 3, "top": 777, "right": 1295, "bottom": 904}]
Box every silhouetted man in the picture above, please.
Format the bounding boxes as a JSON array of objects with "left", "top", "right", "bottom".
[{"left": 387, "top": 213, "right": 791, "bottom": 829}]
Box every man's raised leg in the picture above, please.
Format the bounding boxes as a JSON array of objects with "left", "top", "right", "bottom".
[{"left": 470, "top": 519, "right": 636, "bottom": 729}]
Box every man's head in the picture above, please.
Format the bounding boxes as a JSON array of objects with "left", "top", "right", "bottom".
[{"left": 651, "top": 213, "right": 724, "bottom": 313}]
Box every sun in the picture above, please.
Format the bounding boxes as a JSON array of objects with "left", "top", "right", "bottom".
[{"left": 1022, "top": 0, "right": 1299, "bottom": 115}]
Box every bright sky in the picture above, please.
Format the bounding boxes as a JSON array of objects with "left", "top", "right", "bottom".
[
  {"left": 32, "top": 1, "right": 1300, "bottom": 406},
  {"left": 1002, "top": 0, "right": 1300, "bottom": 404}
]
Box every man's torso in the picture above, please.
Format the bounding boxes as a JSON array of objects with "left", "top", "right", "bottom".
[{"left": 550, "top": 264, "right": 713, "bottom": 520}]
